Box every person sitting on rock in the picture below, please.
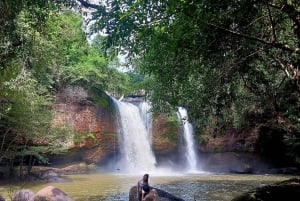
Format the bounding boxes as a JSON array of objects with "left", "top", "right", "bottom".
[
  {"left": 136, "top": 174, "right": 149, "bottom": 201},
  {"left": 142, "top": 182, "right": 151, "bottom": 200}
]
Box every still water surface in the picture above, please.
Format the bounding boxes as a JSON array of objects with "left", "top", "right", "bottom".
[{"left": 0, "top": 173, "right": 294, "bottom": 201}]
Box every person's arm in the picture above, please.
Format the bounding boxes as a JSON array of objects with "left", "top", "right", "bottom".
[{"left": 142, "top": 189, "right": 145, "bottom": 200}]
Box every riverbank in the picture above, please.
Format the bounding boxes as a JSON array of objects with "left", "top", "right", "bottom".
[{"left": 1, "top": 160, "right": 299, "bottom": 185}]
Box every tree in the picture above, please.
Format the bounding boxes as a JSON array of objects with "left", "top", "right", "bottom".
[
  {"left": 0, "top": 65, "right": 70, "bottom": 178},
  {"left": 1, "top": 2, "right": 133, "bottom": 178},
  {"left": 82, "top": 0, "right": 300, "bottom": 163},
  {"left": 0, "top": 0, "right": 73, "bottom": 68}
]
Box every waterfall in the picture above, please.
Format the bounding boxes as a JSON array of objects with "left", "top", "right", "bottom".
[
  {"left": 177, "top": 107, "right": 199, "bottom": 172},
  {"left": 139, "top": 101, "right": 153, "bottom": 143},
  {"left": 113, "top": 98, "right": 157, "bottom": 174}
]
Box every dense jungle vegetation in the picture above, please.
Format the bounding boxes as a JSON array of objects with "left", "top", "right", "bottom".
[
  {"left": 0, "top": 0, "right": 132, "bottom": 176},
  {"left": 87, "top": 0, "right": 300, "bottom": 165},
  {"left": 0, "top": 0, "right": 299, "bottom": 177}
]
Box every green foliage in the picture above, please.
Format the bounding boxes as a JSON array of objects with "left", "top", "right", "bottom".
[
  {"left": 0, "top": 64, "right": 72, "bottom": 164},
  {"left": 92, "top": 96, "right": 110, "bottom": 109},
  {"left": 1, "top": 67, "right": 49, "bottom": 127},
  {"left": 160, "top": 133, "right": 177, "bottom": 142},
  {"left": 73, "top": 132, "right": 96, "bottom": 145},
  {"left": 0, "top": 0, "right": 72, "bottom": 68},
  {"left": 167, "top": 115, "right": 180, "bottom": 129},
  {"left": 50, "top": 14, "right": 131, "bottom": 94},
  {"left": 284, "top": 131, "right": 300, "bottom": 163},
  {"left": 91, "top": 0, "right": 300, "bottom": 163},
  {"left": 0, "top": 1, "right": 70, "bottom": 171},
  {"left": 102, "top": 132, "right": 118, "bottom": 138},
  {"left": 197, "top": 134, "right": 210, "bottom": 145},
  {"left": 0, "top": 0, "right": 132, "bottom": 177},
  {"left": 159, "top": 115, "right": 180, "bottom": 142}
]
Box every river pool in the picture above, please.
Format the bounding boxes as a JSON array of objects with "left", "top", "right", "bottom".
[{"left": 0, "top": 172, "right": 294, "bottom": 201}]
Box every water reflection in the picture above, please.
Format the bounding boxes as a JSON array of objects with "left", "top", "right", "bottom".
[{"left": 0, "top": 173, "right": 294, "bottom": 201}]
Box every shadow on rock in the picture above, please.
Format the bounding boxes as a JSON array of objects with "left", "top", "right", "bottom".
[{"left": 129, "top": 185, "right": 184, "bottom": 201}]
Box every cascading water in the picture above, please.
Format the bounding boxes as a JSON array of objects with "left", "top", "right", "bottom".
[
  {"left": 139, "top": 101, "right": 152, "bottom": 143},
  {"left": 177, "top": 107, "right": 199, "bottom": 172},
  {"left": 113, "top": 98, "right": 157, "bottom": 174}
]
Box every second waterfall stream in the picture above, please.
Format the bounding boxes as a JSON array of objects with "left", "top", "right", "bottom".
[{"left": 177, "top": 106, "right": 200, "bottom": 173}]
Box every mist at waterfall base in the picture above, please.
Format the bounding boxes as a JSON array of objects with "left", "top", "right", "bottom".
[{"left": 108, "top": 97, "right": 203, "bottom": 176}]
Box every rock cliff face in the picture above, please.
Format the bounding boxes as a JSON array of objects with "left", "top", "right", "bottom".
[
  {"left": 52, "top": 87, "right": 182, "bottom": 166},
  {"left": 152, "top": 114, "right": 180, "bottom": 155},
  {"left": 199, "top": 127, "right": 259, "bottom": 153},
  {"left": 152, "top": 114, "right": 183, "bottom": 164},
  {"left": 52, "top": 86, "right": 117, "bottom": 165},
  {"left": 52, "top": 86, "right": 285, "bottom": 172}
]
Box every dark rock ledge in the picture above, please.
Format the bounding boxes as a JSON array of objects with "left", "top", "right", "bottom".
[
  {"left": 232, "top": 177, "right": 300, "bottom": 201},
  {"left": 129, "top": 185, "right": 184, "bottom": 201}
]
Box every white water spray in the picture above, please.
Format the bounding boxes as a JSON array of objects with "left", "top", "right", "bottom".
[
  {"left": 113, "top": 98, "right": 157, "bottom": 174},
  {"left": 139, "top": 101, "right": 153, "bottom": 143},
  {"left": 177, "top": 107, "right": 199, "bottom": 172}
]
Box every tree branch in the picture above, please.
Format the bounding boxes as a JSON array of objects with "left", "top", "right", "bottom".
[
  {"left": 268, "top": 1, "right": 300, "bottom": 40},
  {"left": 268, "top": 2, "right": 300, "bottom": 26},
  {"left": 206, "top": 22, "right": 300, "bottom": 54},
  {"left": 77, "top": 0, "right": 99, "bottom": 9},
  {"left": 266, "top": 2, "right": 277, "bottom": 42}
]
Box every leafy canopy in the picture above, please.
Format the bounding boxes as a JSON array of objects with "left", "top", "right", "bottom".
[
  {"left": 0, "top": 1, "right": 131, "bottom": 175},
  {"left": 87, "top": 0, "right": 300, "bottom": 162}
]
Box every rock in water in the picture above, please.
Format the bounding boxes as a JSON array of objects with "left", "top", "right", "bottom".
[
  {"left": 33, "top": 186, "right": 74, "bottom": 201},
  {"left": 12, "top": 190, "right": 35, "bottom": 201},
  {"left": 129, "top": 186, "right": 185, "bottom": 201},
  {"left": 232, "top": 177, "right": 300, "bottom": 201}
]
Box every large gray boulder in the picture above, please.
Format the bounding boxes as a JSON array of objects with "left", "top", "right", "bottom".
[
  {"left": 10, "top": 186, "right": 75, "bottom": 201},
  {"left": 12, "top": 190, "right": 35, "bottom": 201},
  {"left": 32, "top": 186, "right": 74, "bottom": 201},
  {"left": 129, "top": 185, "right": 184, "bottom": 201},
  {"left": 12, "top": 189, "right": 34, "bottom": 201}
]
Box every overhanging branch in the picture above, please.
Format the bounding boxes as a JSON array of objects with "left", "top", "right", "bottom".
[
  {"left": 206, "top": 22, "right": 300, "bottom": 54},
  {"left": 268, "top": 2, "right": 300, "bottom": 26},
  {"left": 77, "top": 0, "right": 99, "bottom": 9}
]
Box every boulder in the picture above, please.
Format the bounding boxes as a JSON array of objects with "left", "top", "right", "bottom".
[
  {"left": 39, "top": 169, "right": 60, "bottom": 180},
  {"left": 39, "top": 169, "right": 70, "bottom": 182},
  {"left": 32, "top": 186, "right": 74, "bottom": 201},
  {"left": 152, "top": 187, "right": 184, "bottom": 201},
  {"left": 12, "top": 190, "right": 35, "bottom": 201},
  {"left": 25, "top": 168, "right": 71, "bottom": 183},
  {"left": 0, "top": 195, "right": 5, "bottom": 201},
  {"left": 231, "top": 177, "right": 300, "bottom": 201},
  {"left": 129, "top": 186, "right": 184, "bottom": 201},
  {"left": 143, "top": 189, "right": 159, "bottom": 201}
]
